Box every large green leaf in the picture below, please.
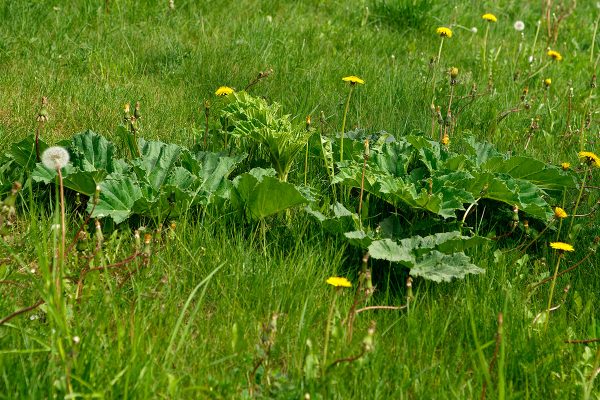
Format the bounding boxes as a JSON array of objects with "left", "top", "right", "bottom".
[
  {"left": 31, "top": 163, "right": 104, "bottom": 196},
  {"left": 305, "top": 202, "right": 359, "bottom": 234},
  {"left": 367, "top": 233, "right": 486, "bottom": 281},
  {"left": 134, "top": 139, "right": 182, "bottom": 191},
  {"left": 195, "top": 151, "right": 246, "bottom": 194},
  {"left": 88, "top": 174, "right": 143, "bottom": 224},
  {"left": 7, "top": 135, "right": 48, "bottom": 171},
  {"left": 70, "top": 130, "right": 115, "bottom": 173},
  {"left": 411, "top": 251, "right": 484, "bottom": 282},
  {"left": 368, "top": 238, "right": 414, "bottom": 263},
  {"left": 481, "top": 156, "right": 577, "bottom": 191},
  {"left": 231, "top": 168, "right": 310, "bottom": 220}
]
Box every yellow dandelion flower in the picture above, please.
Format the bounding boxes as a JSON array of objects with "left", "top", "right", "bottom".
[
  {"left": 342, "top": 76, "right": 365, "bottom": 85},
  {"left": 482, "top": 13, "right": 498, "bottom": 22},
  {"left": 326, "top": 276, "right": 352, "bottom": 288},
  {"left": 578, "top": 151, "right": 600, "bottom": 167},
  {"left": 554, "top": 207, "right": 568, "bottom": 219},
  {"left": 215, "top": 86, "right": 234, "bottom": 96},
  {"left": 550, "top": 242, "right": 574, "bottom": 252},
  {"left": 544, "top": 78, "right": 552, "bottom": 87},
  {"left": 561, "top": 162, "right": 570, "bottom": 170},
  {"left": 547, "top": 50, "right": 563, "bottom": 61},
  {"left": 441, "top": 133, "right": 450, "bottom": 146},
  {"left": 436, "top": 27, "right": 453, "bottom": 38}
]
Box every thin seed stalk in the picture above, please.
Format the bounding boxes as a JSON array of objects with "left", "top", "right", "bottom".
[{"left": 57, "top": 167, "right": 66, "bottom": 295}]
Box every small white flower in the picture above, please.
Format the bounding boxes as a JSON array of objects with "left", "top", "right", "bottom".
[
  {"left": 514, "top": 20, "right": 525, "bottom": 31},
  {"left": 73, "top": 336, "right": 80, "bottom": 344},
  {"left": 41, "top": 146, "right": 70, "bottom": 170},
  {"left": 471, "top": 26, "right": 478, "bottom": 33}
]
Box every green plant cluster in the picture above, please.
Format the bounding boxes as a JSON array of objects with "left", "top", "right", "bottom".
[{"left": 1, "top": 93, "right": 580, "bottom": 283}]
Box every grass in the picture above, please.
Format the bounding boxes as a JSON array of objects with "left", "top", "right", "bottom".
[{"left": 1, "top": 0, "right": 600, "bottom": 398}]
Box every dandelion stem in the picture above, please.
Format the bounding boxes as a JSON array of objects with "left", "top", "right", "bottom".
[
  {"left": 527, "top": 61, "right": 550, "bottom": 80},
  {"left": 518, "top": 219, "right": 555, "bottom": 254},
  {"left": 431, "top": 38, "right": 445, "bottom": 105},
  {"left": 304, "top": 142, "right": 309, "bottom": 186},
  {"left": 591, "top": 15, "right": 600, "bottom": 63},
  {"left": 556, "top": 190, "right": 566, "bottom": 241},
  {"left": 482, "top": 24, "right": 490, "bottom": 72},
  {"left": 323, "top": 287, "right": 339, "bottom": 370},
  {"left": 530, "top": 20, "right": 541, "bottom": 65},
  {"left": 545, "top": 253, "right": 564, "bottom": 331},
  {"left": 57, "top": 167, "right": 66, "bottom": 295},
  {"left": 567, "top": 164, "right": 590, "bottom": 237},
  {"left": 340, "top": 86, "right": 354, "bottom": 163}
]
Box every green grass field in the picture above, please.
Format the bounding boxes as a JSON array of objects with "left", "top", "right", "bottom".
[{"left": 1, "top": 1, "right": 599, "bottom": 398}]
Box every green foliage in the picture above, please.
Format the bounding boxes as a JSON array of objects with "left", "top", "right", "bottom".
[
  {"left": 308, "top": 202, "right": 488, "bottom": 281},
  {"left": 334, "top": 134, "right": 576, "bottom": 221},
  {"left": 367, "top": 233, "right": 487, "bottom": 282},
  {"left": 231, "top": 167, "right": 311, "bottom": 221},
  {"left": 221, "top": 92, "right": 312, "bottom": 181},
  {"left": 9, "top": 131, "right": 245, "bottom": 224}
]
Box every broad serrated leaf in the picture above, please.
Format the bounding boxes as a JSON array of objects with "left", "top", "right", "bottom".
[
  {"left": 231, "top": 167, "right": 310, "bottom": 220},
  {"left": 368, "top": 238, "right": 415, "bottom": 263},
  {"left": 89, "top": 174, "right": 143, "bottom": 224},
  {"left": 344, "top": 230, "right": 375, "bottom": 248},
  {"left": 305, "top": 202, "right": 359, "bottom": 234},
  {"left": 32, "top": 163, "right": 105, "bottom": 196},
  {"left": 70, "top": 130, "right": 115, "bottom": 172},
  {"left": 134, "top": 139, "right": 182, "bottom": 191},
  {"left": 410, "top": 251, "right": 484, "bottom": 282},
  {"left": 481, "top": 156, "right": 577, "bottom": 191}
]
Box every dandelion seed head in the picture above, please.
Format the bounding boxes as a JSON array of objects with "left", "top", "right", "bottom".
[
  {"left": 514, "top": 20, "right": 525, "bottom": 31},
  {"left": 42, "top": 146, "right": 70, "bottom": 170},
  {"left": 471, "top": 26, "right": 478, "bottom": 33}
]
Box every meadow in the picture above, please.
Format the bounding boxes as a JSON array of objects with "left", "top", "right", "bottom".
[{"left": 1, "top": 0, "right": 599, "bottom": 398}]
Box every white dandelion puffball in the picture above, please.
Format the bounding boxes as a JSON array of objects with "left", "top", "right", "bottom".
[
  {"left": 471, "top": 26, "right": 478, "bottom": 33},
  {"left": 42, "top": 146, "right": 70, "bottom": 170},
  {"left": 514, "top": 21, "right": 525, "bottom": 31}
]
